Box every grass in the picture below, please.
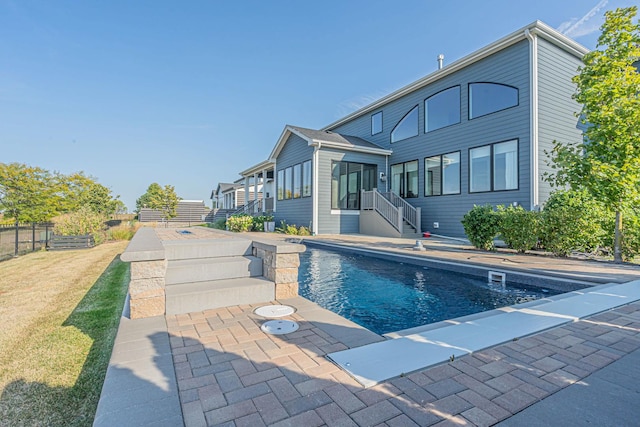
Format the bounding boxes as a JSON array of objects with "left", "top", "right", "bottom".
[{"left": 0, "top": 241, "right": 129, "bottom": 426}]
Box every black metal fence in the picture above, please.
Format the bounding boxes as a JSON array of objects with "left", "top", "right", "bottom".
[{"left": 0, "top": 223, "right": 54, "bottom": 261}]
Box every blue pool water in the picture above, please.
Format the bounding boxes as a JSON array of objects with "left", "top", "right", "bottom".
[{"left": 298, "top": 247, "right": 560, "bottom": 335}]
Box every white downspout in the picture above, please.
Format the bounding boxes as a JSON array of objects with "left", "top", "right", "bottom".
[
  {"left": 525, "top": 29, "right": 539, "bottom": 210},
  {"left": 273, "top": 160, "right": 277, "bottom": 213},
  {"left": 385, "top": 155, "right": 389, "bottom": 192},
  {"left": 312, "top": 142, "right": 320, "bottom": 235}
]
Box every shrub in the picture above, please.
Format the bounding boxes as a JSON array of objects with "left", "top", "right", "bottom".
[
  {"left": 226, "top": 214, "right": 253, "bottom": 232},
  {"left": 461, "top": 204, "right": 501, "bottom": 250},
  {"left": 107, "top": 221, "right": 140, "bottom": 241},
  {"left": 252, "top": 214, "right": 274, "bottom": 232},
  {"left": 540, "top": 189, "right": 606, "bottom": 256},
  {"left": 212, "top": 218, "right": 227, "bottom": 230},
  {"left": 54, "top": 206, "right": 107, "bottom": 244},
  {"left": 497, "top": 205, "right": 541, "bottom": 253},
  {"left": 276, "top": 220, "right": 311, "bottom": 236},
  {"left": 620, "top": 211, "right": 640, "bottom": 261}
]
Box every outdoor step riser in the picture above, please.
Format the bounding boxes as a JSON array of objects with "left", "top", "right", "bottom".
[
  {"left": 165, "top": 280, "right": 275, "bottom": 314},
  {"left": 165, "top": 257, "right": 263, "bottom": 285},
  {"left": 163, "top": 239, "right": 253, "bottom": 260}
]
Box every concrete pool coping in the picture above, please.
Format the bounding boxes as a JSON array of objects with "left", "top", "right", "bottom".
[{"left": 327, "top": 280, "right": 640, "bottom": 387}]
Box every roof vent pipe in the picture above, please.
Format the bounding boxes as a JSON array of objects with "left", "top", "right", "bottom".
[{"left": 437, "top": 54, "right": 444, "bottom": 70}]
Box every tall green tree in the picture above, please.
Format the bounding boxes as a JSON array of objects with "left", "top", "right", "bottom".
[
  {"left": 546, "top": 7, "right": 640, "bottom": 263},
  {"left": 135, "top": 183, "right": 163, "bottom": 213},
  {"left": 0, "top": 162, "right": 61, "bottom": 223},
  {"left": 62, "top": 172, "right": 120, "bottom": 216},
  {"left": 148, "top": 184, "right": 180, "bottom": 225}
]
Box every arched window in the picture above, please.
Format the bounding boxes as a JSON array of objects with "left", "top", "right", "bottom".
[
  {"left": 391, "top": 106, "right": 419, "bottom": 143},
  {"left": 425, "top": 86, "right": 460, "bottom": 132},
  {"left": 469, "top": 83, "right": 518, "bottom": 119}
]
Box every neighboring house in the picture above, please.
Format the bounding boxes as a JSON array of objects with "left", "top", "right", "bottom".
[
  {"left": 210, "top": 179, "right": 270, "bottom": 212},
  {"left": 221, "top": 21, "right": 588, "bottom": 237},
  {"left": 139, "top": 200, "right": 211, "bottom": 223}
]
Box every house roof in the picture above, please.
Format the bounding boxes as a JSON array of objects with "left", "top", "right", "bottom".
[
  {"left": 268, "top": 125, "right": 392, "bottom": 160},
  {"left": 240, "top": 159, "right": 276, "bottom": 177},
  {"left": 322, "top": 20, "right": 589, "bottom": 131}
]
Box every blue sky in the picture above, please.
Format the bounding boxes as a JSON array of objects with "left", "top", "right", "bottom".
[{"left": 1, "top": 0, "right": 636, "bottom": 211}]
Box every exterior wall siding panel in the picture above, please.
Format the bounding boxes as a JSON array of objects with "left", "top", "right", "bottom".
[
  {"left": 317, "top": 149, "right": 387, "bottom": 234},
  {"left": 331, "top": 41, "right": 532, "bottom": 237},
  {"left": 274, "top": 134, "right": 314, "bottom": 228},
  {"left": 536, "top": 38, "right": 584, "bottom": 205}
]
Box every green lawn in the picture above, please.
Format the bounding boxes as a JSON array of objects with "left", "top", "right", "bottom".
[{"left": 0, "top": 242, "right": 129, "bottom": 426}]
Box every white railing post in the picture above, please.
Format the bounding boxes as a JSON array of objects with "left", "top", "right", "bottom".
[
  {"left": 397, "top": 206, "right": 403, "bottom": 232},
  {"left": 416, "top": 207, "right": 421, "bottom": 233}
]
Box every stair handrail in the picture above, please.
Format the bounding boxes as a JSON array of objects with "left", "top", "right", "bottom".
[
  {"left": 229, "top": 199, "right": 260, "bottom": 216},
  {"left": 381, "top": 192, "right": 420, "bottom": 231},
  {"left": 361, "top": 189, "right": 402, "bottom": 232}
]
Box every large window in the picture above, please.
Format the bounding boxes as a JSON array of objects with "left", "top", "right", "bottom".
[
  {"left": 302, "top": 160, "right": 312, "bottom": 197},
  {"left": 277, "top": 169, "right": 284, "bottom": 200},
  {"left": 469, "top": 83, "right": 518, "bottom": 119},
  {"left": 470, "top": 140, "right": 518, "bottom": 193},
  {"left": 284, "top": 167, "right": 292, "bottom": 199},
  {"left": 391, "top": 106, "right": 419, "bottom": 143},
  {"left": 425, "top": 151, "right": 460, "bottom": 196},
  {"left": 331, "top": 161, "right": 377, "bottom": 210},
  {"left": 425, "top": 86, "right": 460, "bottom": 132},
  {"left": 390, "top": 160, "right": 419, "bottom": 198},
  {"left": 371, "top": 111, "right": 382, "bottom": 135},
  {"left": 293, "top": 164, "right": 301, "bottom": 198}
]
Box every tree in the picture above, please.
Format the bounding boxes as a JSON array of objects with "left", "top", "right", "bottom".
[
  {"left": 148, "top": 184, "right": 180, "bottom": 226},
  {"left": 0, "top": 163, "right": 60, "bottom": 223},
  {"left": 546, "top": 7, "right": 640, "bottom": 263},
  {"left": 136, "top": 183, "right": 163, "bottom": 213},
  {"left": 62, "top": 172, "right": 121, "bottom": 216}
]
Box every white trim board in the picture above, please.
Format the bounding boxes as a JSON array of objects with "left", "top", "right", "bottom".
[{"left": 327, "top": 280, "right": 640, "bottom": 388}]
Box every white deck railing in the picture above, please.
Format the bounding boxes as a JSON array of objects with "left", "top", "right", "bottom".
[
  {"left": 361, "top": 189, "right": 403, "bottom": 232},
  {"left": 381, "top": 191, "right": 421, "bottom": 232}
]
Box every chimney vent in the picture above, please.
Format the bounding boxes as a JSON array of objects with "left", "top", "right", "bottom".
[{"left": 437, "top": 54, "right": 444, "bottom": 70}]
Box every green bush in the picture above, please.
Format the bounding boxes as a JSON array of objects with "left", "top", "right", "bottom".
[
  {"left": 276, "top": 220, "right": 311, "bottom": 236},
  {"left": 540, "top": 189, "right": 606, "bottom": 256},
  {"left": 54, "top": 206, "right": 108, "bottom": 244},
  {"left": 620, "top": 212, "right": 640, "bottom": 261},
  {"left": 226, "top": 214, "right": 253, "bottom": 232},
  {"left": 461, "top": 204, "right": 501, "bottom": 250},
  {"left": 211, "top": 218, "right": 227, "bottom": 230},
  {"left": 497, "top": 205, "right": 541, "bottom": 253},
  {"left": 252, "top": 214, "right": 274, "bottom": 232}
]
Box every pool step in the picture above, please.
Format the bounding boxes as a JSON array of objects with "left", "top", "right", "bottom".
[
  {"left": 165, "top": 277, "right": 275, "bottom": 314},
  {"left": 165, "top": 256, "right": 263, "bottom": 285}
]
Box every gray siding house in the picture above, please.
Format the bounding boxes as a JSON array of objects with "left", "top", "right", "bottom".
[{"left": 228, "top": 21, "right": 588, "bottom": 238}]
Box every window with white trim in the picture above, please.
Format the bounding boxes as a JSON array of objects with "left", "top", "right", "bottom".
[{"left": 371, "top": 111, "right": 382, "bottom": 135}]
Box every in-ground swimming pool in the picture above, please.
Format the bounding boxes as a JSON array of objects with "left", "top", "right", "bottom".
[{"left": 298, "top": 246, "right": 562, "bottom": 335}]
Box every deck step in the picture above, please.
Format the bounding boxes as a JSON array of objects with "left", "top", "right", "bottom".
[
  {"left": 165, "top": 277, "right": 275, "bottom": 314},
  {"left": 165, "top": 256, "right": 262, "bottom": 285},
  {"left": 163, "top": 238, "right": 252, "bottom": 260}
]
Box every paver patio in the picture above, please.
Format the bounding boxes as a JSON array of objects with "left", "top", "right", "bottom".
[{"left": 168, "top": 299, "right": 640, "bottom": 426}]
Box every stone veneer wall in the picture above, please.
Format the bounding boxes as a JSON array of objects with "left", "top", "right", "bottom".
[{"left": 252, "top": 240, "right": 304, "bottom": 300}]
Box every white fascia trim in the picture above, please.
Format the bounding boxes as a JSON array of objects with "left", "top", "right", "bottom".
[
  {"left": 321, "top": 21, "right": 588, "bottom": 132},
  {"left": 240, "top": 159, "right": 275, "bottom": 177},
  {"left": 310, "top": 140, "right": 392, "bottom": 156},
  {"left": 525, "top": 29, "right": 540, "bottom": 210}
]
